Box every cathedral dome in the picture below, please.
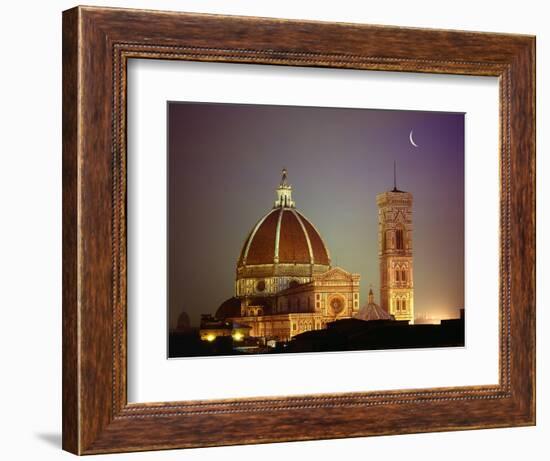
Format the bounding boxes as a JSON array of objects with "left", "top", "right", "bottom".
[
  {"left": 238, "top": 170, "right": 330, "bottom": 270},
  {"left": 238, "top": 207, "right": 330, "bottom": 267}
]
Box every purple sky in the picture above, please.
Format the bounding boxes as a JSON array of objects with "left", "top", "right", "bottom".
[{"left": 168, "top": 102, "right": 464, "bottom": 328}]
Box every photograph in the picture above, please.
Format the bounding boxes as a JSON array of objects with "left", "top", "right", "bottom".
[{"left": 167, "top": 101, "right": 465, "bottom": 358}]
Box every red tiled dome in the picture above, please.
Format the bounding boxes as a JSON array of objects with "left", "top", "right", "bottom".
[{"left": 238, "top": 207, "right": 330, "bottom": 267}]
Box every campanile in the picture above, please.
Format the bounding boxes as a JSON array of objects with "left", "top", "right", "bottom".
[{"left": 376, "top": 170, "right": 414, "bottom": 323}]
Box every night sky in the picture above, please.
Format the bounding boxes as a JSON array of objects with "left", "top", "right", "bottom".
[{"left": 168, "top": 102, "right": 464, "bottom": 328}]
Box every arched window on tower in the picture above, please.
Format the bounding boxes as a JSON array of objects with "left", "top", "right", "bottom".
[
  {"left": 396, "top": 299, "right": 401, "bottom": 311},
  {"left": 402, "top": 269, "right": 407, "bottom": 282},
  {"left": 396, "top": 229, "right": 404, "bottom": 250},
  {"left": 396, "top": 268, "right": 401, "bottom": 282}
]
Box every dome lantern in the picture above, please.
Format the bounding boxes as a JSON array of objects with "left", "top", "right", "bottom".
[
  {"left": 274, "top": 168, "right": 295, "bottom": 208},
  {"left": 368, "top": 288, "right": 375, "bottom": 304}
]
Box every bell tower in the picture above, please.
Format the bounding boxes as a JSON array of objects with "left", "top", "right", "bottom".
[{"left": 376, "top": 163, "right": 414, "bottom": 323}]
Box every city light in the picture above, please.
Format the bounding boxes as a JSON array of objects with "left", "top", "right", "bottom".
[
  {"left": 232, "top": 332, "right": 244, "bottom": 341},
  {"left": 205, "top": 334, "right": 216, "bottom": 342}
]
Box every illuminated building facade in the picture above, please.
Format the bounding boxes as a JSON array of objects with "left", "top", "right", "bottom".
[
  {"left": 215, "top": 170, "right": 360, "bottom": 341},
  {"left": 376, "top": 170, "right": 415, "bottom": 323}
]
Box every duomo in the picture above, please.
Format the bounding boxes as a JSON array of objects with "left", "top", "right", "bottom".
[{"left": 199, "top": 168, "right": 415, "bottom": 343}]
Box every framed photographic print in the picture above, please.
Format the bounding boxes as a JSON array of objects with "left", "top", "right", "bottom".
[{"left": 62, "top": 5, "right": 535, "bottom": 455}]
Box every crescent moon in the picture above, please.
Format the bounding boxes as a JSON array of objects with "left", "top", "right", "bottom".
[{"left": 409, "top": 130, "right": 419, "bottom": 148}]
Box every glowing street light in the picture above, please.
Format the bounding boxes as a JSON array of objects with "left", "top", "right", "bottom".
[{"left": 232, "top": 332, "right": 244, "bottom": 341}]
